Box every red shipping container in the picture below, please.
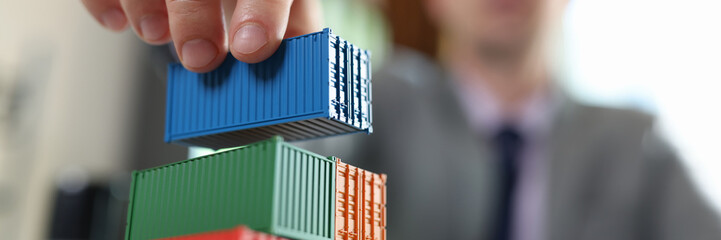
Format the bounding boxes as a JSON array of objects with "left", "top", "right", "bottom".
[
  {"left": 334, "top": 158, "right": 387, "bottom": 240},
  {"left": 156, "top": 226, "right": 287, "bottom": 240}
]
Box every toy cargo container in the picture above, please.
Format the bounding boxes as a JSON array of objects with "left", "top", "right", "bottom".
[
  {"left": 165, "top": 28, "right": 372, "bottom": 149},
  {"left": 334, "top": 158, "right": 387, "bottom": 240},
  {"left": 125, "top": 136, "right": 336, "bottom": 240},
  {"left": 158, "top": 225, "right": 287, "bottom": 240}
]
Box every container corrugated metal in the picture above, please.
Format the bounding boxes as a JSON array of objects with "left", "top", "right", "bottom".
[
  {"left": 125, "top": 136, "right": 336, "bottom": 240},
  {"left": 334, "top": 158, "right": 387, "bottom": 240},
  {"left": 166, "top": 28, "right": 372, "bottom": 149},
  {"left": 157, "top": 226, "right": 288, "bottom": 240}
]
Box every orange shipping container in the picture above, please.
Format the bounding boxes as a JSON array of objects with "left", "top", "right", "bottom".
[{"left": 334, "top": 158, "right": 387, "bottom": 240}]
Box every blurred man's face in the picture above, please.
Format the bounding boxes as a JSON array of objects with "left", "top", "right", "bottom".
[{"left": 427, "top": 0, "right": 564, "bottom": 55}]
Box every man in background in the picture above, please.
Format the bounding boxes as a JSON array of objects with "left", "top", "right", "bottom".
[
  {"left": 344, "top": 0, "right": 721, "bottom": 238},
  {"left": 80, "top": 0, "right": 721, "bottom": 239},
  {"left": 343, "top": 0, "right": 721, "bottom": 239}
]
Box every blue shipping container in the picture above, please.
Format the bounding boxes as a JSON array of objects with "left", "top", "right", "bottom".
[{"left": 166, "top": 28, "right": 372, "bottom": 149}]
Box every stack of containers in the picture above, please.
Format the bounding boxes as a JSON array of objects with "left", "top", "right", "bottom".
[
  {"left": 125, "top": 137, "right": 386, "bottom": 240},
  {"left": 125, "top": 28, "right": 386, "bottom": 240}
]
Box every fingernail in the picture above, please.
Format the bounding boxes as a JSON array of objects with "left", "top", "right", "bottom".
[
  {"left": 181, "top": 39, "right": 217, "bottom": 68},
  {"left": 232, "top": 24, "right": 268, "bottom": 54},
  {"left": 139, "top": 15, "right": 168, "bottom": 41},
  {"left": 100, "top": 8, "right": 127, "bottom": 31}
]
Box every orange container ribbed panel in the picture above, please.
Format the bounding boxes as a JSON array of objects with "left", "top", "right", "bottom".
[
  {"left": 157, "top": 225, "right": 288, "bottom": 240},
  {"left": 335, "top": 158, "right": 387, "bottom": 240}
]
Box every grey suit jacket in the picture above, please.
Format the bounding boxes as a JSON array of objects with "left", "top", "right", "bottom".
[{"left": 297, "top": 48, "right": 721, "bottom": 240}]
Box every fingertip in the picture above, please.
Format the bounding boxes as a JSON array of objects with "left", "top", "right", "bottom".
[
  {"left": 100, "top": 8, "right": 129, "bottom": 32},
  {"left": 179, "top": 38, "right": 225, "bottom": 73},
  {"left": 229, "top": 23, "right": 279, "bottom": 64},
  {"left": 227, "top": 0, "right": 293, "bottom": 64},
  {"left": 138, "top": 15, "right": 171, "bottom": 45},
  {"left": 232, "top": 23, "right": 268, "bottom": 55}
]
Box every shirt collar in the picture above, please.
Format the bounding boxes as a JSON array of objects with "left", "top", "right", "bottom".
[{"left": 449, "top": 69, "right": 557, "bottom": 141}]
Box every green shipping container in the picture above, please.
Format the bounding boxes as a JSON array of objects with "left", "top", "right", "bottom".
[{"left": 125, "top": 136, "right": 336, "bottom": 240}]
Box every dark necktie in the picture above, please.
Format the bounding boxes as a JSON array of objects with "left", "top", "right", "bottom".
[{"left": 492, "top": 124, "right": 525, "bottom": 240}]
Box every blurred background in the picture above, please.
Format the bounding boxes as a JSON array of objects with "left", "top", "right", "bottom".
[{"left": 1, "top": 0, "right": 720, "bottom": 239}]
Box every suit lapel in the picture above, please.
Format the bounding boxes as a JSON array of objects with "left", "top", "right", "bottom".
[
  {"left": 545, "top": 91, "right": 595, "bottom": 240},
  {"left": 424, "top": 74, "right": 501, "bottom": 239}
]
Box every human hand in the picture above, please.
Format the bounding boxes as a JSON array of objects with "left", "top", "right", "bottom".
[{"left": 81, "top": 0, "right": 322, "bottom": 72}]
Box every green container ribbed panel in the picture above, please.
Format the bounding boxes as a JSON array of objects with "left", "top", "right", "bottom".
[
  {"left": 125, "top": 136, "right": 335, "bottom": 240},
  {"left": 272, "top": 144, "right": 336, "bottom": 240}
]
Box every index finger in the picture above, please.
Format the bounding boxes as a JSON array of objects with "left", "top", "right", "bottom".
[
  {"left": 227, "top": 0, "right": 293, "bottom": 64},
  {"left": 166, "top": 0, "right": 227, "bottom": 72}
]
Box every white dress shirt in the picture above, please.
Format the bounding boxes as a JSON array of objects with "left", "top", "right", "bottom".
[{"left": 451, "top": 69, "right": 556, "bottom": 240}]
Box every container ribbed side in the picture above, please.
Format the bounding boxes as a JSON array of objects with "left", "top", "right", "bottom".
[
  {"left": 271, "top": 143, "right": 336, "bottom": 240},
  {"left": 126, "top": 137, "right": 336, "bottom": 240},
  {"left": 166, "top": 31, "right": 328, "bottom": 145},
  {"left": 165, "top": 28, "right": 372, "bottom": 149},
  {"left": 334, "top": 158, "right": 386, "bottom": 240},
  {"left": 126, "top": 139, "right": 277, "bottom": 239}
]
